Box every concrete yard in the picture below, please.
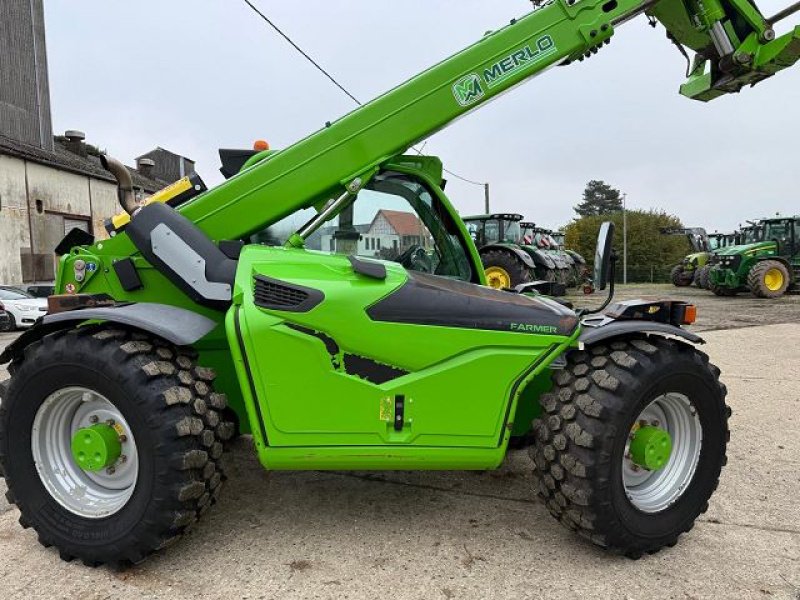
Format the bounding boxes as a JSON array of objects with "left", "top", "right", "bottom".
[{"left": 0, "top": 288, "right": 798, "bottom": 599}]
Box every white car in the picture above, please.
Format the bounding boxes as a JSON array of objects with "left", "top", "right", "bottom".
[{"left": 0, "top": 287, "right": 48, "bottom": 330}]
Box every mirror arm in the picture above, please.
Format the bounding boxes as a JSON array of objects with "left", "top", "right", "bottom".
[{"left": 578, "top": 251, "right": 617, "bottom": 317}]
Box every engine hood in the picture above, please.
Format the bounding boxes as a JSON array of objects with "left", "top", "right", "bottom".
[{"left": 716, "top": 241, "right": 777, "bottom": 256}]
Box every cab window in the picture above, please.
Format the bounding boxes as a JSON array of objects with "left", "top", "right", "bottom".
[{"left": 323, "top": 173, "right": 474, "bottom": 281}]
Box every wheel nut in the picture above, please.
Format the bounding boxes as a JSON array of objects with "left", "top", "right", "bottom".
[
  {"left": 106, "top": 419, "right": 116, "bottom": 426},
  {"left": 119, "top": 434, "right": 127, "bottom": 443},
  {"left": 106, "top": 466, "right": 116, "bottom": 475},
  {"left": 89, "top": 415, "right": 99, "bottom": 424},
  {"left": 120, "top": 455, "right": 127, "bottom": 463},
  {"left": 651, "top": 420, "right": 660, "bottom": 427}
]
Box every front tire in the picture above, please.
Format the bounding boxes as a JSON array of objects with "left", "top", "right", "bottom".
[
  {"left": 0, "top": 327, "right": 235, "bottom": 566},
  {"left": 481, "top": 250, "right": 533, "bottom": 289},
  {"left": 671, "top": 265, "right": 693, "bottom": 287},
  {"left": 529, "top": 336, "right": 729, "bottom": 557}
]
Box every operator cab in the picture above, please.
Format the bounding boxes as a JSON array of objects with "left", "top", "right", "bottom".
[{"left": 463, "top": 214, "right": 524, "bottom": 247}]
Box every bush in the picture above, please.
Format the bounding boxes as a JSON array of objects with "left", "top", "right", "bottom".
[{"left": 564, "top": 210, "right": 692, "bottom": 283}]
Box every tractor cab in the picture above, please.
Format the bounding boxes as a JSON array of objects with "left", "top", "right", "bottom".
[
  {"left": 755, "top": 217, "right": 800, "bottom": 257},
  {"left": 463, "top": 214, "right": 524, "bottom": 247}
]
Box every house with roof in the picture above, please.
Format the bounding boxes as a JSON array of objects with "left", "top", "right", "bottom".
[{"left": 317, "top": 209, "right": 431, "bottom": 259}]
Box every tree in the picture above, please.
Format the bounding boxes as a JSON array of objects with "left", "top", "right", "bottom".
[
  {"left": 574, "top": 180, "right": 623, "bottom": 217},
  {"left": 564, "top": 210, "right": 692, "bottom": 283}
]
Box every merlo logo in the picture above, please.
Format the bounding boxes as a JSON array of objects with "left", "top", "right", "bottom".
[{"left": 452, "top": 73, "right": 484, "bottom": 106}]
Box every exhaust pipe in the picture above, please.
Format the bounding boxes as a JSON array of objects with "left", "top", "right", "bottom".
[{"left": 100, "top": 154, "right": 138, "bottom": 215}]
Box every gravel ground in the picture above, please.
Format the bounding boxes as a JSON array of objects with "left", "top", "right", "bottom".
[{"left": 0, "top": 291, "right": 798, "bottom": 600}]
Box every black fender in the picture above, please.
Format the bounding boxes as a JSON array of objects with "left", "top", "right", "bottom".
[
  {"left": 480, "top": 244, "right": 537, "bottom": 270},
  {"left": 565, "top": 250, "right": 586, "bottom": 266},
  {"left": 0, "top": 303, "right": 218, "bottom": 365},
  {"left": 523, "top": 247, "right": 556, "bottom": 270},
  {"left": 579, "top": 318, "right": 704, "bottom": 346}
]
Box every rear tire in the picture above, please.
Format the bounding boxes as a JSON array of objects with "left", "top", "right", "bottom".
[
  {"left": 670, "top": 265, "right": 693, "bottom": 287},
  {"left": 481, "top": 250, "right": 533, "bottom": 289},
  {"left": 529, "top": 337, "right": 729, "bottom": 557},
  {"left": 0, "top": 327, "right": 235, "bottom": 566},
  {"left": 748, "top": 260, "right": 790, "bottom": 299}
]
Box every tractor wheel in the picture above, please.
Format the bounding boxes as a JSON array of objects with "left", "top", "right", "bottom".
[
  {"left": 709, "top": 281, "right": 737, "bottom": 297},
  {"left": 0, "top": 327, "right": 236, "bottom": 566},
  {"left": 695, "top": 265, "right": 711, "bottom": 289},
  {"left": 670, "top": 265, "right": 693, "bottom": 287},
  {"left": 529, "top": 336, "right": 729, "bottom": 557},
  {"left": 747, "top": 260, "right": 790, "bottom": 299},
  {"left": 482, "top": 250, "right": 532, "bottom": 290},
  {"left": 0, "top": 313, "right": 16, "bottom": 332}
]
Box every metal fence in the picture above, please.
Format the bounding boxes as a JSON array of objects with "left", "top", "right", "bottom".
[{"left": 613, "top": 265, "right": 676, "bottom": 284}]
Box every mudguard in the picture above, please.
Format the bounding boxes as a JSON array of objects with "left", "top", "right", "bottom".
[
  {"left": 579, "top": 316, "right": 704, "bottom": 346},
  {"left": 0, "top": 303, "right": 218, "bottom": 365},
  {"left": 480, "top": 244, "right": 537, "bottom": 270},
  {"left": 527, "top": 248, "right": 557, "bottom": 270}
]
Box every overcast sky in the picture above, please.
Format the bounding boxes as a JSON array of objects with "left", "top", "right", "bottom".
[{"left": 43, "top": 0, "right": 797, "bottom": 231}]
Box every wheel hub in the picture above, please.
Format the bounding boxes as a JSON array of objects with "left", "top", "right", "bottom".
[
  {"left": 485, "top": 266, "right": 511, "bottom": 289},
  {"left": 71, "top": 424, "right": 122, "bottom": 472},
  {"left": 622, "top": 393, "right": 703, "bottom": 514},
  {"left": 628, "top": 425, "right": 672, "bottom": 471},
  {"left": 764, "top": 267, "right": 784, "bottom": 291}
]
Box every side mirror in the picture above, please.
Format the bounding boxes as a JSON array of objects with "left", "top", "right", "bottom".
[{"left": 593, "top": 221, "right": 615, "bottom": 291}]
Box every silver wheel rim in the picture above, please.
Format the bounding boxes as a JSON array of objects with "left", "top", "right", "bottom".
[
  {"left": 623, "top": 393, "right": 702, "bottom": 514},
  {"left": 31, "top": 387, "right": 139, "bottom": 519}
]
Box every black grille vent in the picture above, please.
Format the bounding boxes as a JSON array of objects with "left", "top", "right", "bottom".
[{"left": 253, "top": 275, "right": 324, "bottom": 313}]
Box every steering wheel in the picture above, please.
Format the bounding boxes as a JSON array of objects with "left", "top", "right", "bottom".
[{"left": 396, "top": 245, "right": 433, "bottom": 273}]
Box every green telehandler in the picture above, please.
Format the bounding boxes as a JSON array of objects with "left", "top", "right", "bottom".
[
  {"left": 1, "top": 0, "right": 798, "bottom": 566},
  {"left": 708, "top": 216, "right": 800, "bottom": 297}
]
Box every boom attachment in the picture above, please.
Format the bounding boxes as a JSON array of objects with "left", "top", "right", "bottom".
[{"left": 648, "top": 0, "right": 800, "bottom": 100}]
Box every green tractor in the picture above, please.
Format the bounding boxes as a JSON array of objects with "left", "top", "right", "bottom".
[
  {"left": 551, "top": 230, "right": 590, "bottom": 288},
  {"left": 523, "top": 223, "right": 590, "bottom": 290},
  {"left": 693, "top": 232, "right": 739, "bottom": 290},
  {"left": 708, "top": 216, "right": 800, "bottom": 298},
  {"left": 0, "top": 0, "right": 797, "bottom": 566},
  {"left": 662, "top": 227, "right": 712, "bottom": 287},
  {"left": 463, "top": 213, "right": 563, "bottom": 291}
]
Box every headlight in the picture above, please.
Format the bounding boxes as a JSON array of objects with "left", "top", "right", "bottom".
[{"left": 17, "top": 304, "right": 35, "bottom": 312}]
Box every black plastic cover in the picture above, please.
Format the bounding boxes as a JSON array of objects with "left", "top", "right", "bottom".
[
  {"left": 113, "top": 258, "right": 143, "bottom": 292},
  {"left": 55, "top": 228, "right": 95, "bottom": 255},
  {"left": 126, "top": 203, "right": 237, "bottom": 310},
  {"left": 367, "top": 272, "right": 578, "bottom": 335},
  {"left": 348, "top": 256, "right": 387, "bottom": 280},
  {"left": 219, "top": 149, "right": 260, "bottom": 179}
]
